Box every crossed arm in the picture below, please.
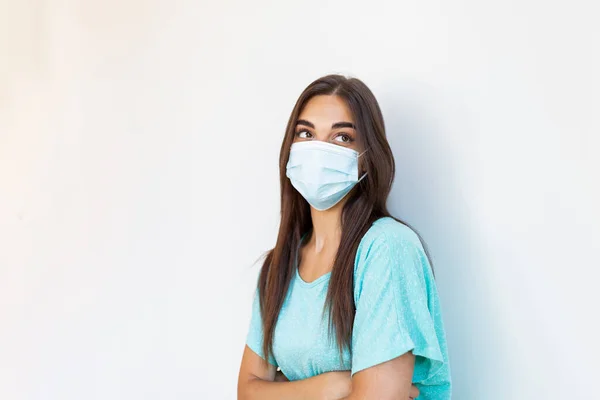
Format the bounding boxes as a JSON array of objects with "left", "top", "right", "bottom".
[
  {"left": 339, "top": 350, "right": 416, "bottom": 400},
  {"left": 238, "top": 344, "right": 418, "bottom": 400}
]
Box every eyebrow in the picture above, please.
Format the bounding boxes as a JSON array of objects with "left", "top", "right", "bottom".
[{"left": 296, "top": 119, "right": 356, "bottom": 129}]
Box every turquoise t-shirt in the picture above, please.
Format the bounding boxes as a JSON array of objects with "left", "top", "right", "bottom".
[{"left": 245, "top": 217, "right": 452, "bottom": 399}]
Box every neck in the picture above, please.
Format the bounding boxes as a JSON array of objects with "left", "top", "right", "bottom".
[{"left": 309, "top": 200, "right": 346, "bottom": 251}]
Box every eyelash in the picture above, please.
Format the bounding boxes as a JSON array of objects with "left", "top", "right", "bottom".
[{"left": 295, "top": 130, "right": 354, "bottom": 143}]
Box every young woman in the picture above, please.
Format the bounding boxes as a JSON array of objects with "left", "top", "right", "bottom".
[{"left": 237, "top": 75, "right": 452, "bottom": 400}]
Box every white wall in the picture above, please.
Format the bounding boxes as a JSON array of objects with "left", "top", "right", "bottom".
[{"left": 1, "top": 1, "right": 598, "bottom": 399}]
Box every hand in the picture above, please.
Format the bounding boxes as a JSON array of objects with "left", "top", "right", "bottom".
[
  {"left": 274, "top": 369, "right": 289, "bottom": 382},
  {"left": 317, "top": 371, "right": 352, "bottom": 400},
  {"left": 409, "top": 383, "right": 420, "bottom": 399}
]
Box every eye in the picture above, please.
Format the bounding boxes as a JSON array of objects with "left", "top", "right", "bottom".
[
  {"left": 296, "top": 130, "right": 313, "bottom": 139},
  {"left": 334, "top": 133, "right": 353, "bottom": 143}
]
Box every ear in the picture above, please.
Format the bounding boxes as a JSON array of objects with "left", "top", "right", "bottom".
[{"left": 358, "top": 157, "right": 367, "bottom": 175}]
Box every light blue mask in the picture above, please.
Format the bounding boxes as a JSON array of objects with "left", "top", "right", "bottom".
[{"left": 285, "top": 140, "right": 368, "bottom": 211}]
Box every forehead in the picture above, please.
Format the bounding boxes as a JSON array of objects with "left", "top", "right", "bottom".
[{"left": 298, "top": 95, "right": 354, "bottom": 124}]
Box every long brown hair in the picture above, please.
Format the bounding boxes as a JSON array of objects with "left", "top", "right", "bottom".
[{"left": 257, "top": 74, "right": 435, "bottom": 367}]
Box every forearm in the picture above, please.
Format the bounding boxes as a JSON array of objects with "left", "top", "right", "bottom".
[
  {"left": 337, "top": 376, "right": 413, "bottom": 400},
  {"left": 338, "top": 384, "right": 414, "bottom": 400},
  {"left": 239, "top": 374, "right": 324, "bottom": 400}
]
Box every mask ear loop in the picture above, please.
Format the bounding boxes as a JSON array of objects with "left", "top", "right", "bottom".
[{"left": 357, "top": 148, "right": 369, "bottom": 181}]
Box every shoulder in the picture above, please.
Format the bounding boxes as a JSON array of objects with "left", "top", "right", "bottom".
[
  {"left": 353, "top": 217, "right": 428, "bottom": 286},
  {"left": 357, "top": 216, "right": 423, "bottom": 257}
]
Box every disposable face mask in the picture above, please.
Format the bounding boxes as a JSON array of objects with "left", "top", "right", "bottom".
[{"left": 285, "top": 140, "right": 368, "bottom": 211}]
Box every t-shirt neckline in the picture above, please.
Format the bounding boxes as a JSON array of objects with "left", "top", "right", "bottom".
[{"left": 294, "top": 232, "right": 332, "bottom": 288}]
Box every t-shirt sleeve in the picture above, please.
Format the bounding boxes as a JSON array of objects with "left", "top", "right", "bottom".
[
  {"left": 351, "top": 232, "right": 444, "bottom": 382},
  {"left": 245, "top": 287, "right": 278, "bottom": 367}
]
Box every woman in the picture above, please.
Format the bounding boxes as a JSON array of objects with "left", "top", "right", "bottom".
[{"left": 237, "top": 74, "right": 452, "bottom": 399}]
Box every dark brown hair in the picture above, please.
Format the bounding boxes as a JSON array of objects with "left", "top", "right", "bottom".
[{"left": 256, "top": 74, "right": 434, "bottom": 367}]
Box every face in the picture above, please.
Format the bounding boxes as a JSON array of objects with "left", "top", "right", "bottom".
[{"left": 293, "top": 95, "right": 364, "bottom": 154}]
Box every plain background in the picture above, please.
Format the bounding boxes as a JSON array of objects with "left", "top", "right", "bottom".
[{"left": 1, "top": 1, "right": 599, "bottom": 399}]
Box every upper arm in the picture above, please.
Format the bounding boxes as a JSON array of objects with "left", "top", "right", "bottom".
[
  {"left": 238, "top": 344, "right": 277, "bottom": 387},
  {"left": 238, "top": 287, "right": 279, "bottom": 393},
  {"left": 245, "top": 287, "right": 279, "bottom": 366},
  {"left": 349, "top": 350, "right": 415, "bottom": 399},
  {"left": 349, "top": 229, "right": 446, "bottom": 397},
  {"left": 238, "top": 289, "right": 277, "bottom": 397}
]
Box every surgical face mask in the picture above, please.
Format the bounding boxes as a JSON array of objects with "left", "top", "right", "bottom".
[{"left": 285, "top": 140, "right": 368, "bottom": 211}]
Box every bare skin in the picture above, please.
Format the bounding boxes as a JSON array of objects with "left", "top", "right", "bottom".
[{"left": 238, "top": 95, "right": 420, "bottom": 400}]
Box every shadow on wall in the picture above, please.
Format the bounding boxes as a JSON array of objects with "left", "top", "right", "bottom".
[{"left": 379, "top": 80, "right": 511, "bottom": 400}]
